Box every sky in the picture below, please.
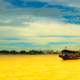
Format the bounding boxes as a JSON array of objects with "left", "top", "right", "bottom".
[{"left": 0, "top": 0, "right": 80, "bottom": 51}]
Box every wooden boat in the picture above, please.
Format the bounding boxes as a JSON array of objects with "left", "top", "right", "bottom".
[{"left": 59, "top": 50, "right": 80, "bottom": 60}]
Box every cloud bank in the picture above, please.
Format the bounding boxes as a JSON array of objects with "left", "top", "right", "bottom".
[{"left": 0, "top": 0, "right": 80, "bottom": 50}]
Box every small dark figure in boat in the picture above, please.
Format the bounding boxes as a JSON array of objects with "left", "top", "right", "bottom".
[{"left": 59, "top": 50, "right": 80, "bottom": 60}]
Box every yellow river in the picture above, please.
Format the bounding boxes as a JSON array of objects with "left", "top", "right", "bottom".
[{"left": 0, "top": 55, "right": 80, "bottom": 80}]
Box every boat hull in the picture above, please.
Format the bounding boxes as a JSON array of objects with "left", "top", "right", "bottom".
[{"left": 59, "top": 54, "right": 80, "bottom": 60}]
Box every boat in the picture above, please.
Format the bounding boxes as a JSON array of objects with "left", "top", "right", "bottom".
[{"left": 59, "top": 49, "right": 80, "bottom": 60}]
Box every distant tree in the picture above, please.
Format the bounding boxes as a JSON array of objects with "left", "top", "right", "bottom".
[
  {"left": 0, "top": 49, "right": 60, "bottom": 55},
  {"left": 20, "top": 50, "right": 27, "bottom": 54},
  {"left": 27, "top": 50, "right": 44, "bottom": 55},
  {"left": 10, "top": 50, "right": 18, "bottom": 54},
  {"left": 0, "top": 50, "right": 9, "bottom": 54}
]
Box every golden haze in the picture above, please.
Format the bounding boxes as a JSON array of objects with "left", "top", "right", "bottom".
[{"left": 0, "top": 55, "right": 80, "bottom": 80}]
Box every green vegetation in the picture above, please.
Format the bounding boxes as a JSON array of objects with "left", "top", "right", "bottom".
[{"left": 0, "top": 50, "right": 59, "bottom": 55}]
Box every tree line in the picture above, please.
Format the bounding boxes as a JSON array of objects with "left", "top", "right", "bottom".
[{"left": 0, "top": 50, "right": 59, "bottom": 55}]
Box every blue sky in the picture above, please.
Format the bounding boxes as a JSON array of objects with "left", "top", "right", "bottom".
[{"left": 0, "top": 0, "right": 80, "bottom": 51}]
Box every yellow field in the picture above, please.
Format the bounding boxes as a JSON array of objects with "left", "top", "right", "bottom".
[{"left": 0, "top": 55, "right": 80, "bottom": 80}]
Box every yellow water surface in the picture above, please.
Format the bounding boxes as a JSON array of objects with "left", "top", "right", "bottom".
[{"left": 0, "top": 55, "right": 80, "bottom": 80}]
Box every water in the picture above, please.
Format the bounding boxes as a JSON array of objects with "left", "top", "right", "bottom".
[{"left": 0, "top": 55, "right": 80, "bottom": 80}]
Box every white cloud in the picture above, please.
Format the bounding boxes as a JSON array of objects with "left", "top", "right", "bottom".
[
  {"left": 18, "top": 18, "right": 80, "bottom": 37},
  {"left": 0, "top": 16, "right": 80, "bottom": 37},
  {"left": 0, "top": 16, "right": 80, "bottom": 50}
]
